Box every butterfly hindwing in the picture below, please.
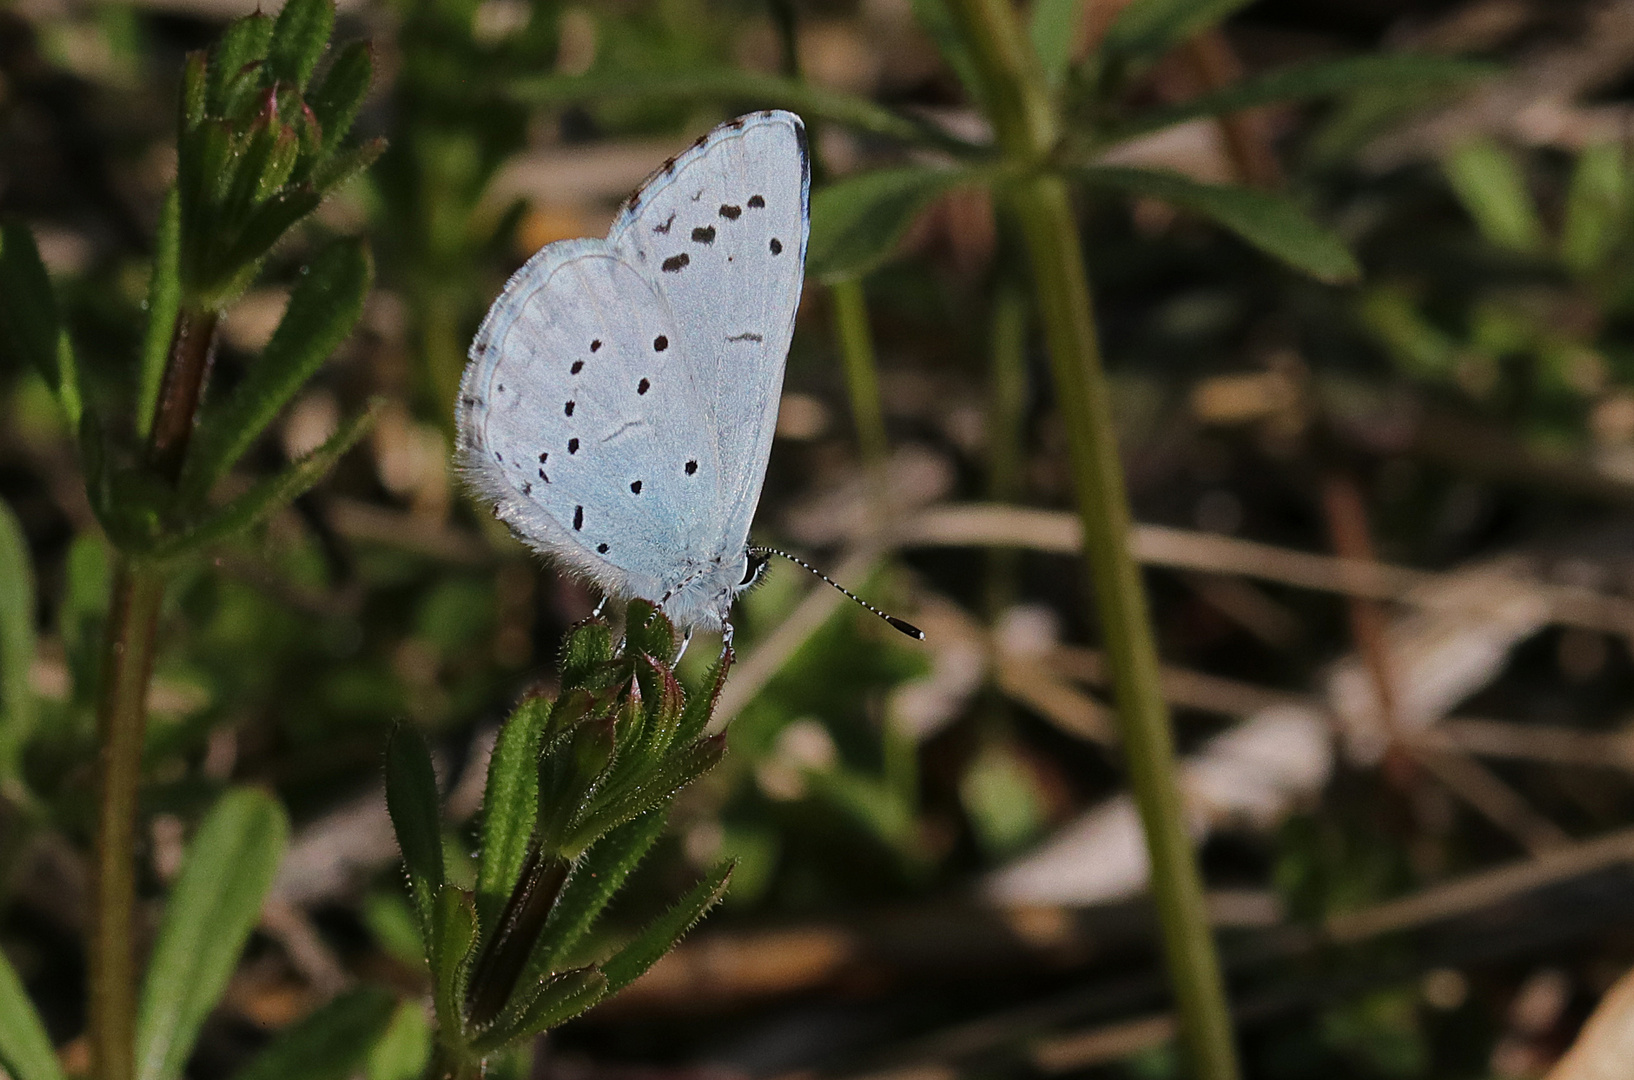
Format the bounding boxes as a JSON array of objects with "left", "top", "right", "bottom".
[{"left": 461, "top": 245, "right": 720, "bottom": 600}]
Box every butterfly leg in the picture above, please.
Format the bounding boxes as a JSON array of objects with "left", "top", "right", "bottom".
[
  {"left": 674, "top": 628, "right": 694, "bottom": 663},
  {"left": 721, "top": 620, "right": 735, "bottom": 651},
  {"left": 592, "top": 594, "right": 608, "bottom": 618}
]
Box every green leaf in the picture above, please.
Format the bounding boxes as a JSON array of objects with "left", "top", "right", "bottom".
[
  {"left": 808, "top": 165, "right": 992, "bottom": 283},
  {"left": 182, "top": 238, "right": 372, "bottom": 502},
  {"left": 471, "top": 967, "right": 606, "bottom": 1051},
  {"left": 202, "top": 187, "right": 322, "bottom": 305},
  {"left": 1443, "top": 138, "right": 1544, "bottom": 255},
  {"left": 0, "top": 943, "right": 65, "bottom": 1080},
  {"left": 0, "top": 498, "right": 37, "bottom": 799},
  {"left": 205, "top": 14, "right": 274, "bottom": 117},
  {"left": 308, "top": 136, "right": 387, "bottom": 194},
  {"left": 509, "top": 70, "right": 975, "bottom": 156},
  {"left": 1561, "top": 142, "right": 1628, "bottom": 275},
  {"left": 599, "top": 861, "right": 733, "bottom": 996},
  {"left": 179, "top": 51, "right": 207, "bottom": 132},
  {"left": 675, "top": 645, "right": 730, "bottom": 746},
  {"left": 385, "top": 723, "right": 445, "bottom": 933},
  {"left": 429, "top": 886, "right": 479, "bottom": 1050},
  {"left": 153, "top": 400, "right": 379, "bottom": 560},
  {"left": 475, "top": 700, "right": 547, "bottom": 937},
  {"left": 558, "top": 619, "right": 613, "bottom": 689},
  {"left": 1029, "top": 0, "right": 1082, "bottom": 89},
  {"left": 623, "top": 603, "right": 677, "bottom": 666},
  {"left": 231, "top": 987, "right": 396, "bottom": 1080},
  {"left": 266, "top": 0, "right": 334, "bottom": 91},
  {"left": 913, "top": 0, "right": 991, "bottom": 109},
  {"left": 365, "top": 1000, "right": 432, "bottom": 1080},
  {"left": 567, "top": 734, "right": 724, "bottom": 852},
  {"left": 138, "top": 188, "right": 182, "bottom": 440},
  {"left": 0, "top": 222, "right": 80, "bottom": 429},
  {"left": 1099, "top": 0, "right": 1253, "bottom": 62},
  {"left": 308, "top": 41, "right": 373, "bottom": 151},
  {"left": 1077, "top": 166, "right": 1361, "bottom": 283},
  {"left": 136, "top": 789, "right": 290, "bottom": 1080},
  {"left": 536, "top": 718, "right": 616, "bottom": 856},
  {"left": 1122, "top": 54, "right": 1496, "bottom": 138},
  {"left": 525, "top": 809, "right": 667, "bottom": 981}
]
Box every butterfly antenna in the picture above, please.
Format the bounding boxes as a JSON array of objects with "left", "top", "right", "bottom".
[{"left": 752, "top": 547, "right": 925, "bottom": 640}]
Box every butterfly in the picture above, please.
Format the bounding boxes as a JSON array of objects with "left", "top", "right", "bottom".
[{"left": 457, "top": 110, "right": 812, "bottom": 636}]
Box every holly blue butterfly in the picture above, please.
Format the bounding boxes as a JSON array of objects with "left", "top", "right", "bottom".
[{"left": 457, "top": 110, "right": 815, "bottom": 637}]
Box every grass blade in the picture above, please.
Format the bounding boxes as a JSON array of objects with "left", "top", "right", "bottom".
[
  {"left": 0, "top": 497, "right": 37, "bottom": 799},
  {"left": 136, "top": 789, "right": 290, "bottom": 1080},
  {"left": 0, "top": 943, "right": 65, "bottom": 1080},
  {"left": 809, "top": 165, "right": 993, "bottom": 283}
]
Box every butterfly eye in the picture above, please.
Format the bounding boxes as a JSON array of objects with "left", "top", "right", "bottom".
[{"left": 740, "top": 551, "right": 771, "bottom": 587}]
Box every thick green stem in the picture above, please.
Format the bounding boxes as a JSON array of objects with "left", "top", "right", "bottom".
[
  {"left": 940, "top": 0, "right": 1240, "bottom": 1075},
  {"left": 89, "top": 563, "right": 164, "bottom": 1080}
]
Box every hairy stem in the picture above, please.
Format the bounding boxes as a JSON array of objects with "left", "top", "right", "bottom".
[
  {"left": 89, "top": 564, "right": 165, "bottom": 1080},
  {"left": 148, "top": 308, "right": 219, "bottom": 479},
  {"left": 940, "top": 0, "right": 1241, "bottom": 1075}
]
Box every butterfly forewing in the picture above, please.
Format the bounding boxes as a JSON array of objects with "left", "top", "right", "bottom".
[{"left": 610, "top": 112, "right": 809, "bottom": 548}]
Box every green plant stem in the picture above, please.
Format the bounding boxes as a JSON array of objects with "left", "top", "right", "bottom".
[
  {"left": 941, "top": 0, "right": 1240, "bottom": 1076},
  {"left": 91, "top": 303, "right": 219, "bottom": 1080},
  {"left": 830, "top": 278, "right": 890, "bottom": 510},
  {"left": 985, "top": 277, "right": 1027, "bottom": 618},
  {"left": 89, "top": 563, "right": 165, "bottom": 1080}
]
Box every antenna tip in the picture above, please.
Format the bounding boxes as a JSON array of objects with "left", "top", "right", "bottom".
[{"left": 886, "top": 615, "right": 926, "bottom": 640}]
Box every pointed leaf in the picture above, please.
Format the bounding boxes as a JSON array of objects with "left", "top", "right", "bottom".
[
  {"left": 912, "top": 0, "right": 991, "bottom": 109},
  {"left": 537, "top": 718, "right": 616, "bottom": 856},
  {"left": 138, "top": 188, "right": 182, "bottom": 440},
  {"left": 1124, "top": 54, "right": 1495, "bottom": 137},
  {"left": 179, "top": 51, "right": 207, "bottom": 131},
  {"left": 471, "top": 967, "right": 606, "bottom": 1051},
  {"left": 0, "top": 222, "right": 80, "bottom": 428},
  {"left": 0, "top": 498, "right": 38, "bottom": 798},
  {"left": 1099, "top": 0, "right": 1254, "bottom": 62},
  {"left": 808, "top": 165, "right": 993, "bottom": 283},
  {"left": 558, "top": 619, "right": 613, "bottom": 690},
  {"left": 476, "top": 699, "right": 547, "bottom": 937},
  {"left": 154, "top": 400, "right": 379, "bottom": 560},
  {"left": 136, "top": 789, "right": 290, "bottom": 1080},
  {"left": 568, "top": 734, "right": 723, "bottom": 850},
  {"left": 676, "top": 645, "right": 731, "bottom": 745},
  {"left": 1077, "top": 166, "right": 1360, "bottom": 283},
  {"left": 599, "top": 861, "right": 733, "bottom": 995},
  {"left": 231, "top": 987, "right": 396, "bottom": 1080},
  {"left": 267, "top": 0, "right": 334, "bottom": 91},
  {"left": 526, "top": 809, "right": 667, "bottom": 982},
  {"left": 1443, "top": 138, "right": 1545, "bottom": 255},
  {"left": 1029, "top": 0, "right": 1082, "bottom": 88},
  {"left": 429, "top": 885, "right": 479, "bottom": 1049},
  {"left": 203, "top": 187, "right": 322, "bottom": 304},
  {"left": 205, "top": 14, "right": 273, "bottom": 117},
  {"left": 308, "top": 41, "right": 373, "bottom": 151},
  {"left": 1562, "top": 142, "right": 1630, "bottom": 274},
  {"left": 0, "top": 943, "right": 65, "bottom": 1080},
  {"left": 386, "top": 723, "right": 445, "bottom": 933},
  {"left": 183, "top": 238, "right": 372, "bottom": 501},
  {"left": 309, "top": 137, "right": 386, "bottom": 194}
]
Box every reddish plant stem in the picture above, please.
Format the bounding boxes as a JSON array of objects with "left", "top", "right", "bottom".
[{"left": 90, "top": 305, "right": 218, "bottom": 1080}]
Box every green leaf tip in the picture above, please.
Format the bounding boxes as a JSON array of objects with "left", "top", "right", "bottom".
[{"left": 386, "top": 723, "right": 444, "bottom": 934}]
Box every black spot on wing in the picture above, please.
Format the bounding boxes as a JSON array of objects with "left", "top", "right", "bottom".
[
  {"left": 597, "top": 543, "right": 609, "bottom": 553},
  {"left": 662, "top": 253, "right": 689, "bottom": 272},
  {"left": 654, "top": 335, "right": 668, "bottom": 352},
  {"left": 568, "top": 438, "right": 579, "bottom": 454},
  {"left": 719, "top": 204, "right": 741, "bottom": 220},
  {"left": 692, "top": 226, "right": 715, "bottom": 244},
  {"left": 652, "top": 213, "right": 675, "bottom": 235},
  {"left": 564, "top": 400, "right": 575, "bottom": 416},
  {"left": 727, "top": 332, "right": 763, "bottom": 342},
  {"left": 748, "top": 194, "right": 765, "bottom": 208},
  {"left": 770, "top": 238, "right": 783, "bottom": 255},
  {"left": 685, "top": 459, "right": 698, "bottom": 475},
  {"left": 573, "top": 506, "right": 584, "bottom": 530},
  {"left": 637, "top": 378, "right": 650, "bottom": 395},
  {"left": 591, "top": 339, "right": 602, "bottom": 352},
  {"left": 630, "top": 480, "right": 642, "bottom": 494},
  {"left": 571, "top": 360, "right": 583, "bottom": 374}
]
